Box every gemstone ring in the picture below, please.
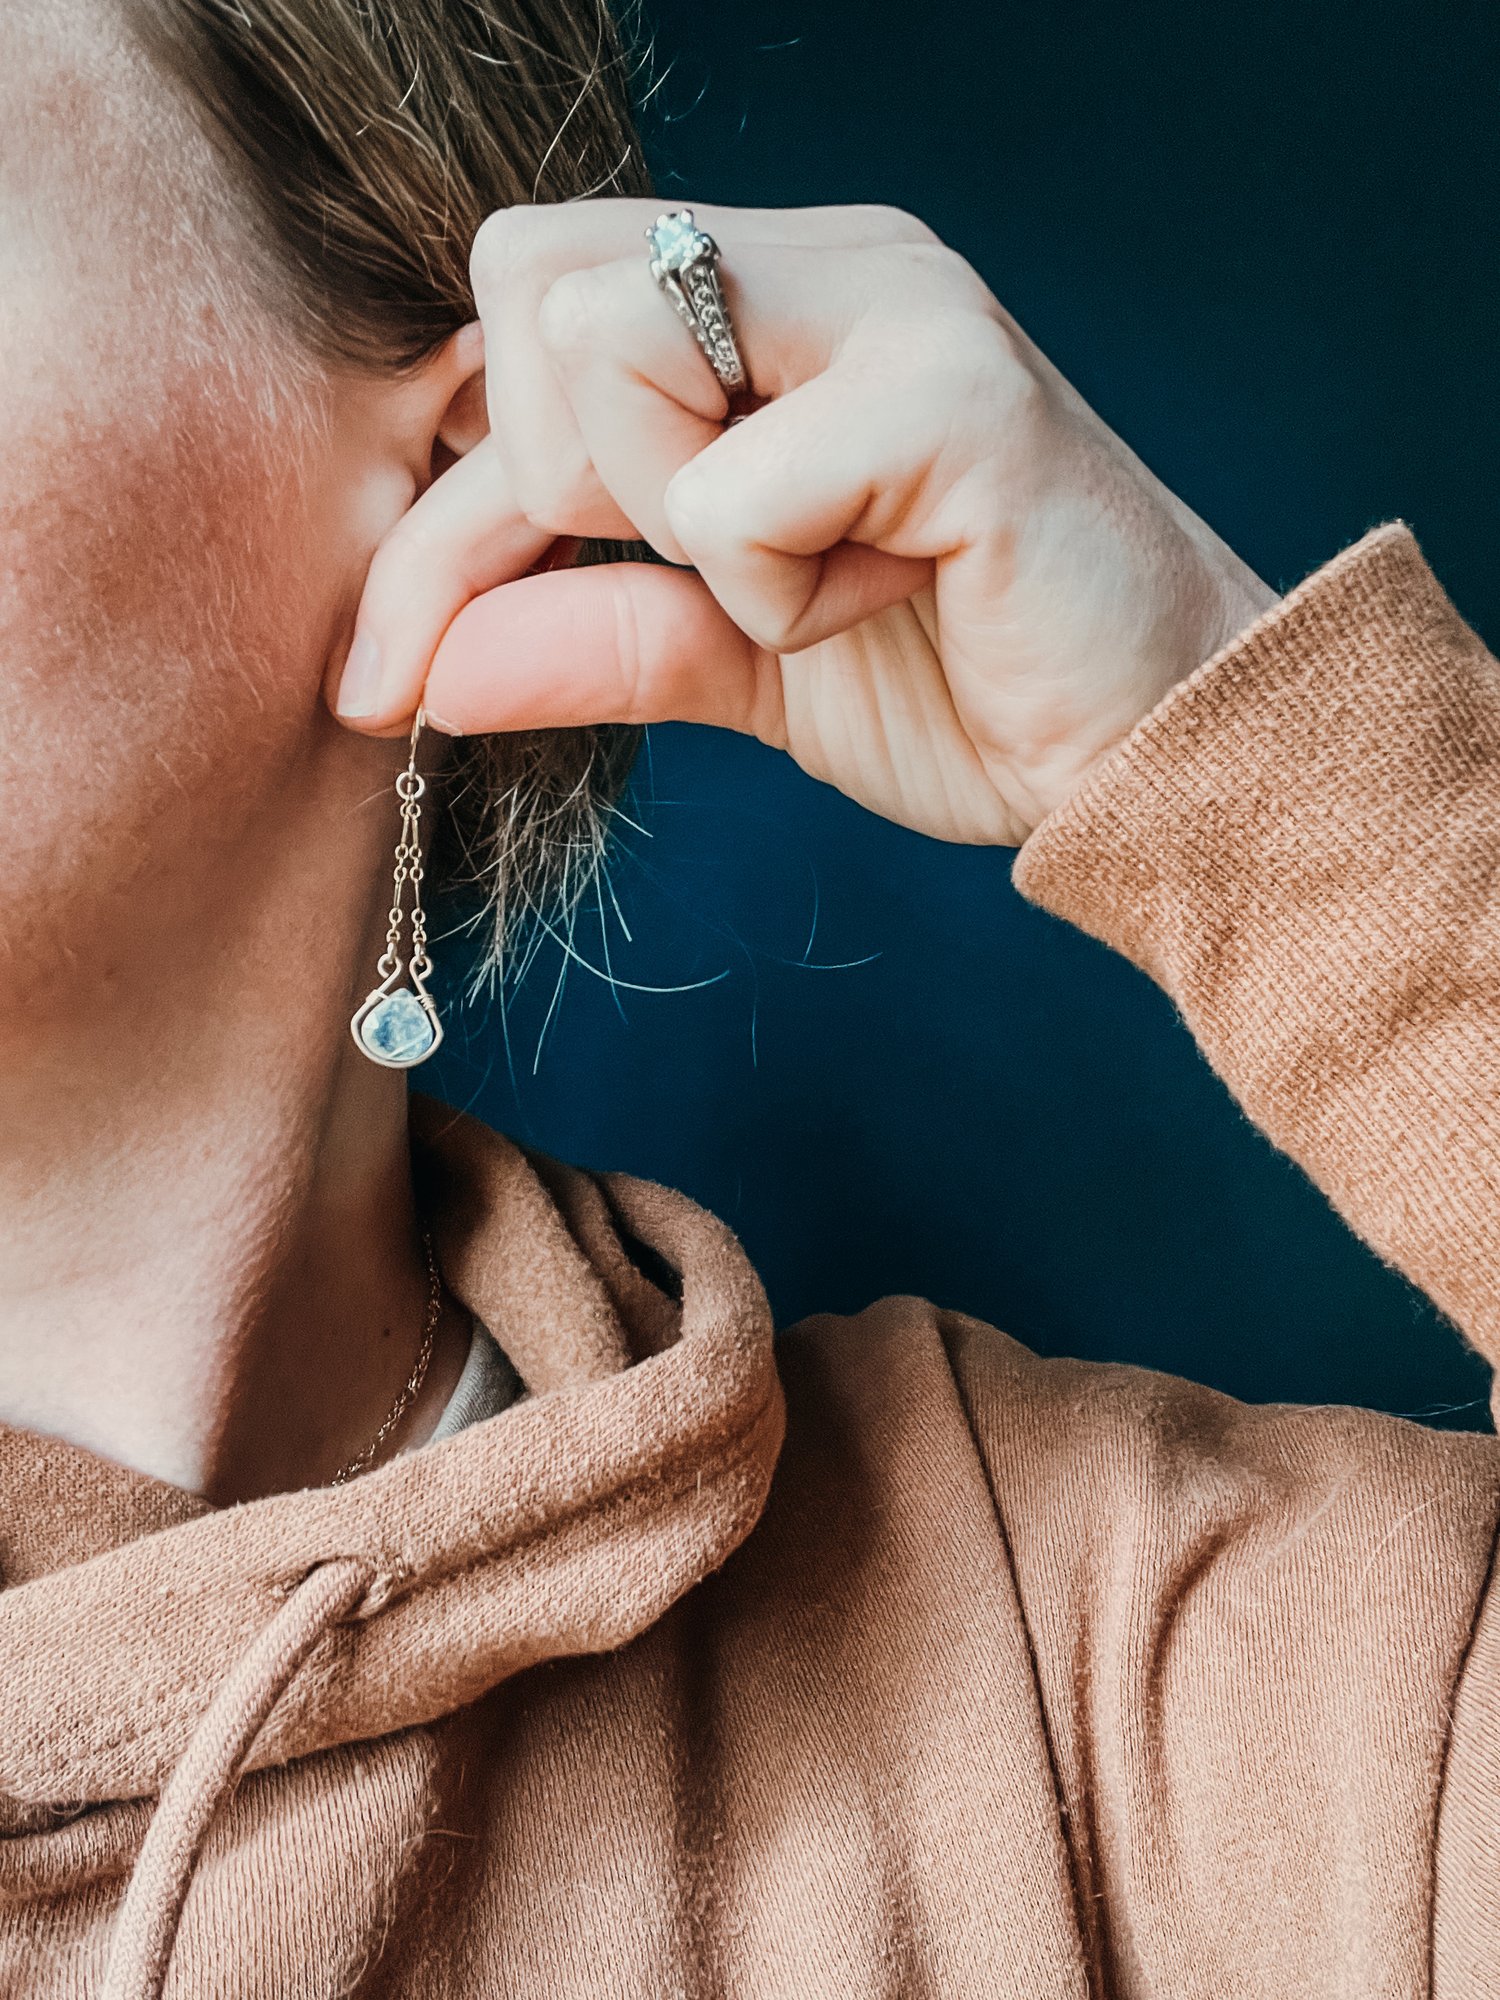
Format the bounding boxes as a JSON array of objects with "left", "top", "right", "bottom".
[{"left": 645, "top": 209, "right": 750, "bottom": 399}]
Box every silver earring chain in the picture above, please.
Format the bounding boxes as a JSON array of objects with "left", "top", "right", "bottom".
[
  {"left": 350, "top": 710, "right": 445, "bottom": 1069},
  {"left": 379, "top": 717, "right": 430, "bottom": 986}
]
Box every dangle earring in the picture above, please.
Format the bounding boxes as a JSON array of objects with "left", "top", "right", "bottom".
[{"left": 351, "top": 710, "right": 444, "bottom": 1069}]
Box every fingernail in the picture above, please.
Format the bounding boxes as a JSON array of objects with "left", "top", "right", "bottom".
[
  {"left": 336, "top": 632, "right": 383, "bottom": 719},
  {"left": 424, "top": 708, "right": 466, "bottom": 737}
]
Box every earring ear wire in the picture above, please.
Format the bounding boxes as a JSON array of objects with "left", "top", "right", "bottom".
[{"left": 350, "top": 709, "right": 444, "bottom": 1069}]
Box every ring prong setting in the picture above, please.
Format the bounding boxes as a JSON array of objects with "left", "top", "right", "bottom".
[
  {"left": 647, "top": 208, "right": 714, "bottom": 279},
  {"left": 645, "top": 207, "right": 749, "bottom": 397}
]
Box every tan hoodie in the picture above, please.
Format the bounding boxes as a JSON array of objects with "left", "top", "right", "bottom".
[{"left": 0, "top": 523, "right": 1495, "bottom": 1999}]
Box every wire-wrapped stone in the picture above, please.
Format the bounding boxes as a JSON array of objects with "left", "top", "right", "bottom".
[{"left": 646, "top": 208, "right": 750, "bottom": 397}]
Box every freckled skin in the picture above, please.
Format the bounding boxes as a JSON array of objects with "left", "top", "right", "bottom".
[
  {"left": 0, "top": 0, "right": 351, "bottom": 1012},
  {"left": 0, "top": 0, "right": 477, "bottom": 1498}
]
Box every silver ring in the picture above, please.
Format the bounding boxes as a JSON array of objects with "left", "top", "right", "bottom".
[{"left": 645, "top": 208, "right": 750, "bottom": 397}]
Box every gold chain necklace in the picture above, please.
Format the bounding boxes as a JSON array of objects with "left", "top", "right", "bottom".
[{"left": 330, "top": 1228, "right": 443, "bottom": 1486}]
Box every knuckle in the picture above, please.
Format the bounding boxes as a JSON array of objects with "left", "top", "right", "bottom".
[
  {"left": 366, "top": 512, "right": 442, "bottom": 597},
  {"left": 951, "top": 338, "right": 1046, "bottom": 466},
  {"left": 468, "top": 209, "right": 510, "bottom": 289},
  {"left": 743, "top": 601, "right": 805, "bottom": 654},
  {"left": 513, "top": 454, "right": 598, "bottom": 537},
  {"left": 469, "top": 203, "right": 542, "bottom": 292},
  {"left": 955, "top": 313, "right": 1027, "bottom": 380},
  {"left": 913, "top": 311, "right": 1033, "bottom": 403},
  {"left": 536, "top": 269, "right": 608, "bottom": 361},
  {"left": 973, "top": 323, "right": 1042, "bottom": 418},
  {"left": 662, "top": 465, "right": 734, "bottom": 558},
  {"left": 889, "top": 235, "right": 987, "bottom": 300},
  {"left": 862, "top": 201, "right": 943, "bottom": 245}
]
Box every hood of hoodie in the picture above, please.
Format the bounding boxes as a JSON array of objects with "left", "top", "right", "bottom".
[{"left": 0, "top": 1096, "right": 783, "bottom": 1821}]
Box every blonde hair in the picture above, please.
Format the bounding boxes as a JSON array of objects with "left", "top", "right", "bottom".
[{"left": 126, "top": 0, "right": 655, "bottom": 982}]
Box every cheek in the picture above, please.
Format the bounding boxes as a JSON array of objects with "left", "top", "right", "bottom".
[
  {"left": 0, "top": 19, "right": 365, "bottom": 1003},
  {"left": 0, "top": 331, "right": 328, "bottom": 737},
  {"left": 0, "top": 307, "right": 342, "bottom": 936}
]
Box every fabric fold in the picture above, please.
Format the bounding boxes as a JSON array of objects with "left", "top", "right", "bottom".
[{"left": 0, "top": 1110, "right": 782, "bottom": 1812}]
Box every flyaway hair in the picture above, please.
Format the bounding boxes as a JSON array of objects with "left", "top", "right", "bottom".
[{"left": 126, "top": 0, "right": 658, "bottom": 981}]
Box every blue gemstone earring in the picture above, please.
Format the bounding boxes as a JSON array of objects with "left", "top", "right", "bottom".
[{"left": 351, "top": 710, "right": 444, "bottom": 1069}]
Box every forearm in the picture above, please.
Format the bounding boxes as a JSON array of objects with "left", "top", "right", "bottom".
[{"left": 1013, "top": 523, "right": 1500, "bottom": 1405}]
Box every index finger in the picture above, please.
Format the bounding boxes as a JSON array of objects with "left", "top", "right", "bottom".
[{"left": 330, "top": 434, "right": 560, "bottom": 731}]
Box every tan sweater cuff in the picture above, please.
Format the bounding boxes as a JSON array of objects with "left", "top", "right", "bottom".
[
  {"left": 1012, "top": 523, "right": 1500, "bottom": 1373},
  {"left": 1012, "top": 521, "right": 1494, "bottom": 972}
]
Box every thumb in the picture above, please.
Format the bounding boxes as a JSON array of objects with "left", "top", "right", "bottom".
[{"left": 420, "top": 560, "right": 774, "bottom": 739}]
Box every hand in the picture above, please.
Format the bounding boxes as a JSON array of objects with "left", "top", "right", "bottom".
[{"left": 332, "top": 200, "right": 1276, "bottom": 845}]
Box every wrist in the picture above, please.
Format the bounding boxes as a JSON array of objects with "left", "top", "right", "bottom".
[{"left": 1010, "top": 536, "right": 1280, "bottom": 842}]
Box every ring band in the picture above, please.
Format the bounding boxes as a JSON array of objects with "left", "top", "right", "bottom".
[{"left": 645, "top": 208, "right": 750, "bottom": 398}]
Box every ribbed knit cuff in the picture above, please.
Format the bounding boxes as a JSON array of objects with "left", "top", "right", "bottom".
[
  {"left": 1011, "top": 522, "right": 1495, "bottom": 983},
  {"left": 1012, "top": 521, "right": 1500, "bottom": 1373}
]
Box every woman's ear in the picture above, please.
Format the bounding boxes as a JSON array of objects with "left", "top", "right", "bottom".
[
  {"left": 429, "top": 321, "right": 489, "bottom": 480},
  {"left": 325, "top": 320, "right": 493, "bottom": 704}
]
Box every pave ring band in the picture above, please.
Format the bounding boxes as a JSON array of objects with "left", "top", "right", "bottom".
[{"left": 646, "top": 208, "right": 750, "bottom": 398}]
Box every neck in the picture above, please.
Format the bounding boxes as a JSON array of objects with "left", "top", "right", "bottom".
[{"left": 0, "top": 722, "right": 469, "bottom": 1502}]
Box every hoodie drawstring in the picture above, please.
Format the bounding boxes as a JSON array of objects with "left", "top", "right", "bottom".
[{"left": 101, "top": 1557, "right": 373, "bottom": 2000}]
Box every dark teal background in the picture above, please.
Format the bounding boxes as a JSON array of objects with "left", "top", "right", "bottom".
[{"left": 433, "top": 0, "right": 1499, "bottom": 1428}]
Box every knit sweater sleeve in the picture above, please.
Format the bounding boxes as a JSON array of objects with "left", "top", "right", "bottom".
[
  {"left": 1012, "top": 522, "right": 1500, "bottom": 1401},
  {"left": 944, "top": 523, "right": 1500, "bottom": 1993}
]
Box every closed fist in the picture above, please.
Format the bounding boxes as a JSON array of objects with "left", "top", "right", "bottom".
[{"left": 333, "top": 199, "right": 1275, "bottom": 846}]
